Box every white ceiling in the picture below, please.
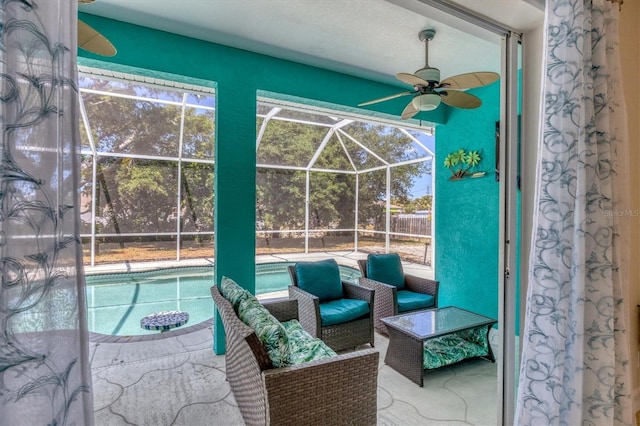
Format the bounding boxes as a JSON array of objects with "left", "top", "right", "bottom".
[{"left": 79, "top": 0, "right": 543, "bottom": 88}]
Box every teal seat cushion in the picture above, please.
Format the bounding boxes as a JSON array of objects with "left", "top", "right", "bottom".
[
  {"left": 282, "top": 320, "right": 337, "bottom": 365},
  {"left": 294, "top": 259, "right": 344, "bottom": 302},
  {"left": 237, "top": 296, "right": 290, "bottom": 368},
  {"left": 219, "top": 276, "right": 252, "bottom": 310},
  {"left": 397, "top": 290, "right": 435, "bottom": 313},
  {"left": 367, "top": 253, "right": 405, "bottom": 289},
  {"left": 319, "top": 298, "right": 369, "bottom": 327}
]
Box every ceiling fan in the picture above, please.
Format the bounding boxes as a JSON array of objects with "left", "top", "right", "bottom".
[
  {"left": 78, "top": 0, "right": 117, "bottom": 57},
  {"left": 358, "top": 29, "right": 499, "bottom": 120}
]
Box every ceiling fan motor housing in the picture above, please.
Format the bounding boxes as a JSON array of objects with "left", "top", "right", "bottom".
[{"left": 414, "top": 67, "right": 440, "bottom": 85}]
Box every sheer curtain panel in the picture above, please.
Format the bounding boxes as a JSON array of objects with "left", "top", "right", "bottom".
[
  {"left": 0, "top": 1, "right": 94, "bottom": 425},
  {"left": 515, "top": 0, "right": 633, "bottom": 424}
]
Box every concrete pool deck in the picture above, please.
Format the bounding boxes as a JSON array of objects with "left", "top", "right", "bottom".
[
  {"left": 91, "top": 322, "right": 498, "bottom": 425},
  {"left": 84, "top": 250, "right": 434, "bottom": 279}
]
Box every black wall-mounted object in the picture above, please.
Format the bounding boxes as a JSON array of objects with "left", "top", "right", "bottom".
[{"left": 495, "top": 121, "right": 500, "bottom": 182}]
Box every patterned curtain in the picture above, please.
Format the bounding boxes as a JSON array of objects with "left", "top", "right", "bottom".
[
  {"left": 0, "top": 1, "right": 94, "bottom": 425},
  {"left": 515, "top": 0, "right": 632, "bottom": 424}
]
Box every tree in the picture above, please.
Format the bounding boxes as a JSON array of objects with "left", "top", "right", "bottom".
[
  {"left": 79, "top": 77, "right": 215, "bottom": 237},
  {"left": 79, "top": 77, "right": 431, "bottom": 248},
  {"left": 404, "top": 195, "right": 433, "bottom": 214},
  {"left": 256, "top": 118, "right": 431, "bottom": 234}
]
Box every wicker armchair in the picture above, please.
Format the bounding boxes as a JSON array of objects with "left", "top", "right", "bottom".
[
  {"left": 358, "top": 256, "right": 439, "bottom": 335},
  {"left": 211, "top": 285, "right": 379, "bottom": 426},
  {"left": 288, "top": 262, "right": 375, "bottom": 352}
]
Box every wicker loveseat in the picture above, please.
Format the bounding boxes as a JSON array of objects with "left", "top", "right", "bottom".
[{"left": 211, "top": 280, "right": 379, "bottom": 426}]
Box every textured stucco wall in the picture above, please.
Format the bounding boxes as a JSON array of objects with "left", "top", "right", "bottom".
[{"left": 434, "top": 82, "right": 500, "bottom": 319}]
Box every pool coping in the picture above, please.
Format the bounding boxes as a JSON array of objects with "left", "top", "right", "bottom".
[{"left": 88, "top": 318, "right": 213, "bottom": 343}]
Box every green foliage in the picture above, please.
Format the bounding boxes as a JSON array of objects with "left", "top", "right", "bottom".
[
  {"left": 443, "top": 148, "right": 482, "bottom": 179},
  {"left": 404, "top": 195, "right": 433, "bottom": 214},
  {"left": 80, "top": 80, "right": 215, "bottom": 234},
  {"left": 256, "top": 120, "right": 431, "bottom": 233},
  {"left": 80, "top": 79, "right": 431, "bottom": 238}
]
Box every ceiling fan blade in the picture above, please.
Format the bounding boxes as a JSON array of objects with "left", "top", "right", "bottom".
[
  {"left": 358, "top": 91, "right": 414, "bottom": 107},
  {"left": 440, "top": 72, "right": 499, "bottom": 90},
  {"left": 440, "top": 90, "right": 482, "bottom": 109},
  {"left": 78, "top": 20, "right": 117, "bottom": 57},
  {"left": 396, "top": 72, "right": 428, "bottom": 87},
  {"left": 401, "top": 100, "right": 419, "bottom": 120},
  {"left": 78, "top": 0, "right": 96, "bottom": 4}
]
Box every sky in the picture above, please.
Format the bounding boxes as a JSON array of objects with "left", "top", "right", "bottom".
[{"left": 410, "top": 132, "right": 435, "bottom": 199}]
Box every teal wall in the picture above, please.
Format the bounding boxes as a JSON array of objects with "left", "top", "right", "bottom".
[
  {"left": 434, "top": 83, "right": 501, "bottom": 320},
  {"left": 77, "top": 14, "right": 446, "bottom": 353}
]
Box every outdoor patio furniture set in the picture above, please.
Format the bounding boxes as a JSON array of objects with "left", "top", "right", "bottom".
[
  {"left": 211, "top": 253, "right": 496, "bottom": 424},
  {"left": 211, "top": 278, "right": 379, "bottom": 425}
]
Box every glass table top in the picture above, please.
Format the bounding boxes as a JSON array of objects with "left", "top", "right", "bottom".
[{"left": 381, "top": 306, "right": 496, "bottom": 339}]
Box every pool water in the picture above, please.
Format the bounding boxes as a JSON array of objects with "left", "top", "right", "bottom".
[{"left": 85, "top": 262, "right": 361, "bottom": 336}]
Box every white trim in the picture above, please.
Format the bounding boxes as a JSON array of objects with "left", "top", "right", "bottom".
[
  {"left": 78, "top": 65, "right": 216, "bottom": 95},
  {"left": 498, "top": 31, "right": 522, "bottom": 426},
  {"left": 256, "top": 107, "right": 280, "bottom": 150},
  {"left": 414, "top": 0, "right": 519, "bottom": 35},
  {"left": 257, "top": 95, "right": 435, "bottom": 135}
]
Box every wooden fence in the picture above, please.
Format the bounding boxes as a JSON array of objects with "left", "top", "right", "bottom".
[{"left": 390, "top": 215, "right": 431, "bottom": 236}]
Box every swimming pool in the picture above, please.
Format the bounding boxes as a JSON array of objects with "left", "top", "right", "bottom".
[{"left": 85, "top": 262, "right": 361, "bottom": 336}]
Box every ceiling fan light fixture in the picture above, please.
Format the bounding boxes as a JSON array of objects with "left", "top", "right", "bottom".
[{"left": 412, "top": 93, "right": 441, "bottom": 111}]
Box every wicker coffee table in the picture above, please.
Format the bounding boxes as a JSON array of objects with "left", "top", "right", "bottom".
[{"left": 381, "top": 306, "right": 496, "bottom": 386}]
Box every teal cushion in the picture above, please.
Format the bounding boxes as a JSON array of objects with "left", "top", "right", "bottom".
[
  {"left": 397, "top": 290, "right": 435, "bottom": 313},
  {"left": 294, "top": 259, "right": 344, "bottom": 302},
  {"left": 319, "top": 298, "right": 369, "bottom": 326},
  {"left": 367, "top": 253, "right": 405, "bottom": 289},
  {"left": 282, "top": 320, "right": 337, "bottom": 364},
  {"left": 237, "top": 297, "right": 290, "bottom": 368},
  {"left": 219, "top": 276, "right": 252, "bottom": 310}
]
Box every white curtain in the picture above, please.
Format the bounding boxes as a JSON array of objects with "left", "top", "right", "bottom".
[
  {"left": 0, "top": 1, "right": 93, "bottom": 425},
  {"left": 515, "top": 0, "right": 632, "bottom": 424}
]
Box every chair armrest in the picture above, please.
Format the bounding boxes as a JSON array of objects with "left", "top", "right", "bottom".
[
  {"left": 288, "top": 285, "right": 321, "bottom": 337},
  {"left": 358, "top": 277, "right": 398, "bottom": 319},
  {"left": 262, "top": 348, "right": 379, "bottom": 425},
  {"left": 262, "top": 298, "right": 299, "bottom": 323},
  {"left": 343, "top": 280, "right": 374, "bottom": 304},
  {"left": 404, "top": 274, "right": 439, "bottom": 307}
]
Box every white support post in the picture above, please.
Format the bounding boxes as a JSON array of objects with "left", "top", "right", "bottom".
[
  {"left": 385, "top": 167, "right": 391, "bottom": 252},
  {"left": 91, "top": 156, "right": 97, "bottom": 267},
  {"left": 355, "top": 173, "right": 359, "bottom": 251},
  {"left": 176, "top": 93, "right": 187, "bottom": 261},
  {"left": 305, "top": 170, "right": 310, "bottom": 253}
]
